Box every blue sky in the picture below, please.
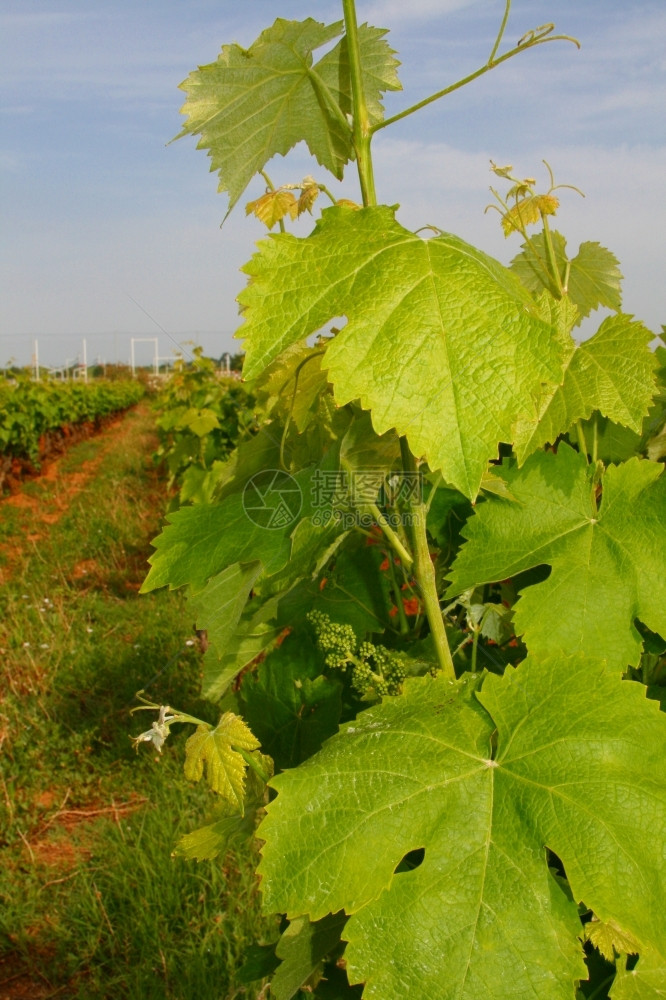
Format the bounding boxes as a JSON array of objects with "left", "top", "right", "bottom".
[{"left": 1, "top": 0, "right": 664, "bottom": 368}]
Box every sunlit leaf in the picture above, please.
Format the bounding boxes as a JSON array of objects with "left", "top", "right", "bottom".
[
  {"left": 239, "top": 205, "right": 567, "bottom": 499},
  {"left": 176, "top": 18, "right": 400, "bottom": 213},
  {"left": 501, "top": 193, "right": 558, "bottom": 235},
  {"left": 258, "top": 659, "right": 666, "bottom": 998},
  {"left": 448, "top": 445, "right": 666, "bottom": 668},
  {"left": 184, "top": 712, "right": 260, "bottom": 810},
  {"left": 510, "top": 230, "right": 623, "bottom": 322},
  {"left": 514, "top": 312, "right": 657, "bottom": 461},
  {"left": 246, "top": 190, "right": 299, "bottom": 229}
]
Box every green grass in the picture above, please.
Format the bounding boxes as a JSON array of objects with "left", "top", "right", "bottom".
[{"left": 0, "top": 404, "right": 276, "bottom": 999}]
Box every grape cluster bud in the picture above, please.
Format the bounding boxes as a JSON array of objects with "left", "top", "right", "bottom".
[{"left": 307, "top": 610, "right": 407, "bottom": 698}]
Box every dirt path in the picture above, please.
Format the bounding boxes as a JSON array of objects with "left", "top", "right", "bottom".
[
  {"left": 0, "top": 410, "right": 136, "bottom": 586},
  {"left": 0, "top": 403, "right": 178, "bottom": 999}
]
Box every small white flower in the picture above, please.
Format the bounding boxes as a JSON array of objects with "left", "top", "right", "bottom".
[
  {"left": 40, "top": 643, "right": 49, "bottom": 649},
  {"left": 131, "top": 705, "right": 175, "bottom": 753},
  {"left": 87, "top": 628, "right": 93, "bottom": 634},
  {"left": 185, "top": 639, "right": 195, "bottom": 646}
]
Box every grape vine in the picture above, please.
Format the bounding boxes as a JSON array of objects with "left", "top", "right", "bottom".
[{"left": 136, "top": 2, "right": 666, "bottom": 997}]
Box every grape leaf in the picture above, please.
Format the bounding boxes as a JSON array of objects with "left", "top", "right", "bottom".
[
  {"left": 501, "top": 193, "right": 559, "bottom": 235},
  {"left": 514, "top": 313, "right": 657, "bottom": 461},
  {"left": 239, "top": 637, "right": 343, "bottom": 770},
  {"left": 140, "top": 492, "right": 290, "bottom": 592},
  {"left": 582, "top": 415, "right": 643, "bottom": 464},
  {"left": 611, "top": 949, "right": 666, "bottom": 999},
  {"left": 246, "top": 189, "right": 299, "bottom": 229},
  {"left": 238, "top": 205, "right": 566, "bottom": 499},
  {"left": 201, "top": 593, "right": 283, "bottom": 700},
  {"left": 188, "top": 561, "right": 262, "bottom": 659},
  {"left": 184, "top": 712, "right": 260, "bottom": 810},
  {"left": 447, "top": 445, "right": 666, "bottom": 668},
  {"left": 510, "top": 230, "right": 623, "bottom": 322},
  {"left": 175, "top": 19, "right": 400, "bottom": 213},
  {"left": 315, "top": 24, "right": 401, "bottom": 126},
  {"left": 272, "top": 912, "right": 348, "bottom": 1000},
  {"left": 142, "top": 442, "right": 343, "bottom": 594},
  {"left": 339, "top": 410, "right": 400, "bottom": 474},
  {"left": 258, "top": 658, "right": 666, "bottom": 999},
  {"left": 181, "top": 406, "right": 220, "bottom": 437},
  {"left": 584, "top": 918, "right": 640, "bottom": 963},
  {"left": 252, "top": 341, "right": 330, "bottom": 432},
  {"left": 175, "top": 801, "right": 259, "bottom": 862}
]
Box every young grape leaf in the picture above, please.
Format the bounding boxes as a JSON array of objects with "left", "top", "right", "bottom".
[
  {"left": 184, "top": 712, "right": 260, "bottom": 810},
  {"left": 501, "top": 193, "right": 559, "bottom": 235},
  {"left": 239, "top": 205, "right": 567, "bottom": 499},
  {"left": 584, "top": 917, "right": 640, "bottom": 963},
  {"left": 176, "top": 19, "right": 400, "bottom": 213},
  {"left": 272, "top": 912, "right": 348, "bottom": 1000},
  {"left": 510, "top": 230, "right": 623, "bottom": 322},
  {"left": 514, "top": 313, "right": 657, "bottom": 461},
  {"left": 246, "top": 189, "right": 299, "bottom": 230},
  {"left": 257, "top": 658, "right": 666, "bottom": 999},
  {"left": 447, "top": 445, "right": 666, "bottom": 668}
]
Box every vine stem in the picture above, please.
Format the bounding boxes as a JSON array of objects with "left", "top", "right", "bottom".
[
  {"left": 367, "top": 500, "right": 414, "bottom": 568},
  {"left": 340, "top": 454, "right": 414, "bottom": 568},
  {"left": 372, "top": 22, "right": 579, "bottom": 134},
  {"left": 342, "top": 0, "right": 377, "bottom": 207},
  {"left": 400, "top": 439, "right": 456, "bottom": 681},
  {"left": 575, "top": 420, "right": 590, "bottom": 463},
  {"left": 235, "top": 747, "right": 271, "bottom": 784},
  {"left": 541, "top": 214, "right": 564, "bottom": 297}
]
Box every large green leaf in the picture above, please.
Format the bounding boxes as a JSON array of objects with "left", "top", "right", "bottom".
[
  {"left": 141, "top": 490, "right": 292, "bottom": 592},
  {"left": 142, "top": 441, "right": 344, "bottom": 594},
  {"left": 514, "top": 313, "right": 657, "bottom": 461},
  {"left": 239, "top": 206, "right": 567, "bottom": 498},
  {"left": 176, "top": 19, "right": 400, "bottom": 212},
  {"left": 240, "top": 637, "right": 343, "bottom": 770},
  {"left": 510, "top": 230, "right": 623, "bottom": 323},
  {"left": 447, "top": 445, "right": 666, "bottom": 668},
  {"left": 258, "top": 659, "right": 666, "bottom": 999}
]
